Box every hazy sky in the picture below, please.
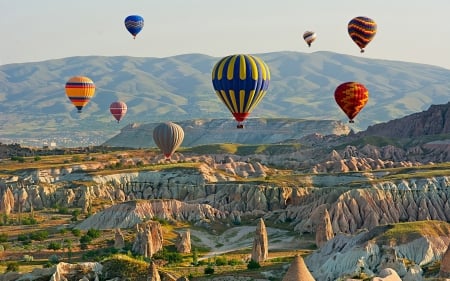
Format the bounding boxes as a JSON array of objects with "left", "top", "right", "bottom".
[{"left": 1, "top": 0, "right": 450, "bottom": 69}]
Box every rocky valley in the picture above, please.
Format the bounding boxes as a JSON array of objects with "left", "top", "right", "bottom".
[{"left": 1, "top": 103, "right": 450, "bottom": 280}]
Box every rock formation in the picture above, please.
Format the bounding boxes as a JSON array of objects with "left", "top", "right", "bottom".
[
  {"left": 251, "top": 218, "right": 268, "bottom": 263},
  {"left": 440, "top": 242, "right": 450, "bottom": 278},
  {"left": 175, "top": 230, "right": 191, "bottom": 254},
  {"left": 132, "top": 221, "right": 163, "bottom": 258},
  {"left": 76, "top": 199, "right": 226, "bottom": 230},
  {"left": 306, "top": 221, "right": 450, "bottom": 281},
  {"left": 372, "top": 268, "right": 402, "bottom": 281},
  {"left": 5, "top": 262, "right": 103, "bottom": 281},
  {"left": 114, "top": 228, "right": 125, "bottom": 249},
  {"left": 147, "top": 261, "right": 161, "bottom": 281},
  {"left": 315, "top": 208, "right": 334, "bottom": 248},
  {"left": 0, "top": 183, "right": 14, "bottom": 216},
  {"left": 282, "top": 255, "right": 315, "bottom": 281}
]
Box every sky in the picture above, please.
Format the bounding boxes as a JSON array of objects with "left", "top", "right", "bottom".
[{"left": 1, "top": 0, "right": 450, "bottom": 69}]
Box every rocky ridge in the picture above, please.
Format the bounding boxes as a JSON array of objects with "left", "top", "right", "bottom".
[
  {"left": 103, "top": 118, "right": 351, "bottom": 148},
  {"left": 305, "top": 221, "right": 450, "bottom": 280}
]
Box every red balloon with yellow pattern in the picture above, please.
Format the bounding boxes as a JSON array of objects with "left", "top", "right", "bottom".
[{"left": 334, "top": 82, "right": 369, "bottom": 123}]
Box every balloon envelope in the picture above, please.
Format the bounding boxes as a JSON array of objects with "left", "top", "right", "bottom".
[
  {"left": 334, "top": 82, "right": 369, "bottom": 123},
  {"left": 153, "top": 122, "right": 184, "bottom": 159},
  {"left": 125, "top": 15, "right": 144, "bottom": 39},
  {"left": 110, "top": 101, "right": 127, "bottom": 122},
  {"left": 211, "top": 54, "right": 270, "bottom": 128},
  {"left": 65, "top": 76, "right": 96, "bottom": 113},
  {"left": 348, "top": 16, "right": 377, "bottom": 53},
  {"left": 303, "top": 31, "right": 317, "bottom": 47}
]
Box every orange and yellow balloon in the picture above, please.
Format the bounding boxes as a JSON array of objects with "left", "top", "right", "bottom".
[
  {"left": 334, "top": 82, "right": 369, "bottom": 123},
  {"left": 65, "top": 76, "right": 96, "bottom": 113}
]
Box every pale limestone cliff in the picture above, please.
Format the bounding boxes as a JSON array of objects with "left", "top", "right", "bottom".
[
  {"left": 305, "top": 222, "right": 450, "bottom": 281},
  {"left": 75, "top": 199, "right": 226, "bottom": 230}
]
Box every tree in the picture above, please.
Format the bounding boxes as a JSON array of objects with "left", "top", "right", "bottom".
[
  {"left": 5, "top": 262, "right": 19, "bottom": 272},
  {"left": 192, "top": 248, "right": 198, "bottom": 266},
  {"left": 204, "top": 266, "right": 214, "bottom": 275}
]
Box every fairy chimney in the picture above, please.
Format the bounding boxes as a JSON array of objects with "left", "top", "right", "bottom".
[
  {"left": 251, "top": 218, "right": 268, "bottom": 263},
  {"left": 440, "top": 243, "right": 450, "bottom": 278},
  {"left": 175, "top": 230, "right": 191, "bottom": 254},
  {"left": 114, "top": 228, "right": 125, "bottom": 249},
  {"left": 0, "top": 184, "right": 14, "bottom": 216},
  {"left": 132, "top": 221, "right": 163, "bottom": 258},
  {"left": 282, "top": 255, "right": 315, "bottom": 281},
  {"left": 147, "top": 261, "right": 161, "bottom": 281},
  {"left": 315, "top": 208, "right": 334, "bottom": 248}
]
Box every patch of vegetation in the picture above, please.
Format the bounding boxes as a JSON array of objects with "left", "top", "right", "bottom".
[
  {"left": 102, "top": 254, "right": 148, "bottom": 281},
  {"left": 376, "top": 221, "right": 450, "bottom": 244}
]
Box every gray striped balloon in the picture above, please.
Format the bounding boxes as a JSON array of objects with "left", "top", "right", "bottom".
[{"left": 153, "top": 122, "right": 184, "bottom": 159}]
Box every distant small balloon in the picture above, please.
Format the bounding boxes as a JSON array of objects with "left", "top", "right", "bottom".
[
  {"left": 303, "top": 31, "right": 317, "bottom": 47},
  {"left": 109, "top": 101, "right": 127, "bottom": 123},
  {"left": 125, "top": 15, "right": 144, "bottom": 39}
]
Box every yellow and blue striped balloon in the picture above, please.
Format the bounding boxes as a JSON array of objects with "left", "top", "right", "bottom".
[
  {"left": 211, "top": 54, "right": 270, "bottom": 128},
  {"left": 65, "top": 76, "right": 96, "bottom": 113}
]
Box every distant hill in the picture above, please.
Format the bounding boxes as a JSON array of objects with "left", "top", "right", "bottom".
[{"left": 1, "top": 51, "right": 450, "bottom": 147}]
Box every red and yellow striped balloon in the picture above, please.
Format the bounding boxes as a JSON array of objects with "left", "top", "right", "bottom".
[
  {"left": 65, "top": 76, "right": 96, "bottom": 113},
  {"left": 334, "top": 82, "right": 369, "bottom": 123}
]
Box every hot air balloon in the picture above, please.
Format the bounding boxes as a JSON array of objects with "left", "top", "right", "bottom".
[
  {"left": 334, "top": 82, "right": 369, "bottom": 123},
  {"left": 348, "top": 16, "right": 377, "bottom": 53},
  {"left": 153, "top": 122, "right": 184, "bottom": 160},
  {"left": 125, "top": 15, "right": 144, "bottom": 39},
  {"left": 211, "top": 54, "right": 270, "bottom": 129},
  {"left": 65, "top": 76, "right": 96, "bottom": 113},
  {"left": 109, "top": 101, "right": 127, "bottom": 123},
  {"left": 303, "top": 31, "right": 317, "bottom": 47}
]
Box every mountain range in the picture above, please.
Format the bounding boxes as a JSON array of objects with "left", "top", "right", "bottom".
[{"left": 1, "top": 51, "right": 450, "bottom": 147}]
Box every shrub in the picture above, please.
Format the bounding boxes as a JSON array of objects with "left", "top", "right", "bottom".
[
  {"left": 48, "top": 241, "right": 62, "bottom": 251},
  {"left": 29, "top": 230, "right": 49, "bottom": 241},
  {"left": 80, "top": 235, "right": 93, "bottom": 244},
  {"left": 86, "top": 228, "right": 101, "bottom": 239},
  {"left": 247, "top": 260, "right": 261, "bottom": 270},
  {"left": 204, "top": 266, "right": 214, "bottom": 275},
  {"left": 49, "top": 254, "right": 60, "bottom": 264},
  {"left": 5, "top": 262, "right": 19, "bottom": 272},
  {"left": 215, "top": 256, "right": 227, "bottom": 266},
  {"left": 71, "top": 228, "right": 81, "bottom": 237},
  {"left": 0, "top": 233, "right": 7, "bottom": 242},
  {"left": 23, "top": 254, "right": 34, "bottom": 262}
]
